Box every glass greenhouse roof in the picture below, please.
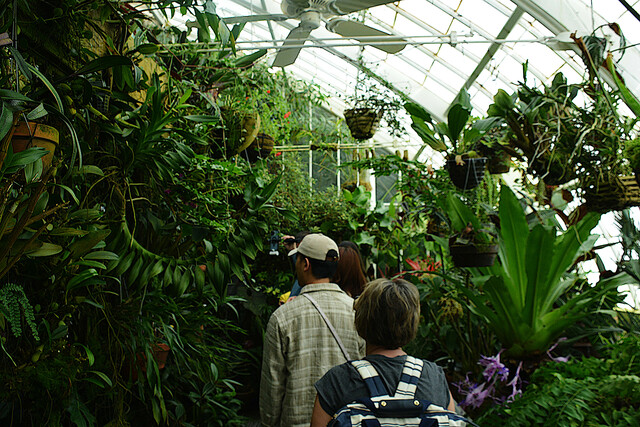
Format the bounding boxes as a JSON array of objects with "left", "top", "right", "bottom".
[{"left": 163, "top": 0, "right": 640, "bottom": 158}]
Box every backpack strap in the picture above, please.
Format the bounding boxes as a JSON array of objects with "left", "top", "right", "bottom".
[
  {"left": 351, "top": 360, "right": 390, "bottom": 398},
  {"left": 393, "top": 355, "right": 423, "bottom": 398},
  {"left": 303, "top": 294, "right": 352, "bottom": 361}
]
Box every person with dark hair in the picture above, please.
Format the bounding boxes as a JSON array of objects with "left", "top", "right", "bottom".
[
  {"left": 260, "top": 234, "right": 366, "bottom": 427},
  {"left": 281, "top": 230, "right": 312, "bottom": 300},
  {"left": 310, "top": 278, "right": 458, "bottom": 426},
  {"left": 333, "top": 241, "right": 367, "bottom": 298}
]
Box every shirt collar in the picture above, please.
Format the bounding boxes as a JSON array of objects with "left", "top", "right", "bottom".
[{"left": 299, "top": 282, "right": 344, "bottom": 294}]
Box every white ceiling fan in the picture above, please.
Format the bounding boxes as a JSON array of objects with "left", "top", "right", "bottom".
[{"left": 224, "top": 0, "right": 406, "bottom": 67}]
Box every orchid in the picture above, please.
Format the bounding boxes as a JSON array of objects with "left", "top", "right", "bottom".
[
  {"left": 546, "top": 337, "right": 570, "bottom": 363},
  {"left": 478, "top": 350, "right": 509, "bottom": 382},
  {"left": 456, "top": 350, "right": 525, "bottom": 410}
]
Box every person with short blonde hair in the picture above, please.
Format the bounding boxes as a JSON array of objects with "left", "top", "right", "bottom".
[{"left": 311, "top": 278, "right": 458, "bottom": 426}]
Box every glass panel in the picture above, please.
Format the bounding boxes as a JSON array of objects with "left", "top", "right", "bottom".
[{"left": 458, "top": 0, "right": 508, "bottom": 38}]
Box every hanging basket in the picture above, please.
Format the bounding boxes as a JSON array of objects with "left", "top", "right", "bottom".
[
  {"left": 241, "top": 133, "right": 275, "bottom": 163},
  {"left": 446, "top": 157, "right": 487, "bottom": 190},
  {"left": 487, "top": 151, "right": 511, "bottom": 174},
  {"left": 584, "top": 175, "right": 640, "bottom": 213},
  {"left": 449, "top": 243, "right": 499, "bottom": 268},
  {"left": 344, "top": 108, "right": 383, "bottom": 140}
]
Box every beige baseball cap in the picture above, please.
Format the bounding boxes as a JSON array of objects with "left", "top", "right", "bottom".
[{"left": 288, "top": 233, "right": 339, "bottom": 261}]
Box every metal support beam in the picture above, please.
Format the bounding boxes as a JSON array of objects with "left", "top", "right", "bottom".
[{"left": 460, "top": 6, "right": 524, "bottom": 98}]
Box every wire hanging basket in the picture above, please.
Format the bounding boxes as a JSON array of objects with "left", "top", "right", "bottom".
[
  {"left": 344, "top": 108, "right": 383, "bottom": 140},
  {"left": 584, "top": 175, "right": 640, "bottom": 213},
  {"left": 445, "top": 157, "right": 487, "bottom": 190}
]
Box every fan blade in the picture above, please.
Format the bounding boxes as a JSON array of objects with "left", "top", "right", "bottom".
[
  {"left": 272, "top": 26, "right": 313, "bottom": 67},
  {"left": 330, "top": 0, "right": 399, "bottom": 15},
  {"left": 223, "top": 14, "right": 289, "bottom": 24},
  {"left": 327, "top": 19, "right": 405, "bottom": 53}
]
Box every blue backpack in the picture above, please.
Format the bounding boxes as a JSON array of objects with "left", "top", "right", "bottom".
[{"left": 328, "top": 355, "right": 477, "bottom": 427}]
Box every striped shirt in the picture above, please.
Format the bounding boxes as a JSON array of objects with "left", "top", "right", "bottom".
[{"left": 260, "top": 282, "right": 366, "bottom": 427}]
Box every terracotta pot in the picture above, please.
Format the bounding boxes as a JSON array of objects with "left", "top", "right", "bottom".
[
  {"left": 152, "top": 343, "right": 171, "bottom": 369},
  {"left": 129, "top": 342, "right": 171, "bottom": 381},
  {"left": 449, "top": 244, "right": 498, "bottom": 267},
  {"left": 446, "top": 157, "right": 487, "bottom": 190},
  {"left": 12, "top": 122, "right": 59, "bottom": 170}
]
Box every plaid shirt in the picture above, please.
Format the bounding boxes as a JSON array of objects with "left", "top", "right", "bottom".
[{"left": 260, "top": 282, "right": 366, "bottom": 427}]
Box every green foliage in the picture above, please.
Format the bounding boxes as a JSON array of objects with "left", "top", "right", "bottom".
[
  {"left": 345, "top": 69, "right": 408, "bottom": 138},
  {"left": 406, "top": 272, "right": 497, "bottom": 374},
  {"left": 487, "top": 68, "right": 636, "bottom": 187},
  {"left": 462, "top": 186, "right": 629, "bottom": 357},
  {"left": 406, "top": 90, "right": 499, "bottom": 156},
  {"left": 266, "top": 153, "right": 358, "bottom": 238},
  {"left": 624, "top": 137, "right": 640, "bottom": 171},
  {"left": 446, "top": 193, "right": 496, "bottom": 246},
  {"left": 0, "top": 283, "right": 39, "bottom": 340},
  {"left": 479, "top": 334, "right": 640, "bottom": 426},
  {"left": 341, "top": 154, "right": 460, "bottom": 275}
]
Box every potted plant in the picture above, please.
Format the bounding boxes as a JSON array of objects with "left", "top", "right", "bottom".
[
  {"left": 624, "top": 136, "right": 640, "bottom": 186},
  {"left": 240, "top": 132, "right": 275, "bottom": 163},
  {"left": 476, "top": 128, "right": 513, "bottom": 175},
  {"left": 343, "top": 72, "right": 407, "bottom": 140},
  {"left": 446, "top": 193, "right": 498, "bottom": 267},
  {"left": 459, "top": 186, "right": 629, "bottom": 358},
  {"left": 487, "top": 72, "right": 581, "bottom": 185},
  {"left": 406, "top": 90, "right": 500, "bottom": 190},
  {"left": 570, "top": 82, "right": 638, "bottom": 213}
]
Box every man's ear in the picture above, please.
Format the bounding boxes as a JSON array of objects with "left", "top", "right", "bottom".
[{"left": 302, "top": 257, "right": 311, "bottom": 271}]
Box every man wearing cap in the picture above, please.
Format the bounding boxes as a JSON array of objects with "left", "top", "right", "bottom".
[{"left": 260, "top": 233, "right": 365, "bottom": 427}]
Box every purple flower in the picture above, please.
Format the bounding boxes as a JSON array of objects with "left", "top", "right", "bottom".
[
  {"left": 164, "top": 188, "right": 172, "bottom": 194},
  {"left": 479, "top": 350, "right": 509, "bottom": 382},
  {"left": 454, "top": 374, "right": 494, "bottom": 409},
  {"left": 505, "top": 361, "right": 523, "bottom": 402},
  {"left": 547, "top": 337, "right": 570, "bottom": 363},
  {"left": 461, "top": 382, "right": 494, "bottom": 409}
]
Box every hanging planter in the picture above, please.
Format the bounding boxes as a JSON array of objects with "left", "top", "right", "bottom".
[
  {"left": 487, "top": 151, "right": 511, "bottom": 174},
  {"left": 449, "top": 243, "right": 499, "bottom": 268},
  {"left": 583, "top": 175, "right": 640, "bottom": 213},
  {"left": 12, "top": 121, "right": 59, "bottom": 170},
  {"left": 241, "top": 132, "right": 275, "bottom": 163},
  {"left": 235, "top": 113, "right": 261, "bottom": 154},
  {"left": 446, "top": 157, "right": 487, "bottom": 190},
  {"left": 344, "top": 108, "right": 383, "bottom": 140},
  {"left": 210, "top": 109, "right": 261, "bottom": 158}
]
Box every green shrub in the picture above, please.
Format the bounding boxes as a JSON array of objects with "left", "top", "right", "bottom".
[{"left": 478, "top": 334, "right": 640, "bottom": 426}]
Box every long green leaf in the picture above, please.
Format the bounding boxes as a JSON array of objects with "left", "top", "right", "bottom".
[
  {"left": 446, "top": 194, "right": 482, "bottom": 232},
  {"left": 523, "top": 224, "right": 555, "bottom": 323},
  {"left": 546, "top": 213, "right": 600, "bottom": 300},
  {"left": 446, "top": 103, "right": 470, "bottom": 147},
  {"left": 26, "top": 64, "right": 64, "bottom": 112},
  {"left": 606, "top": 53, "right": 640, "bottom": 117},
  {"left": 498, "top": 186, "right": 529, "bottom": 294}
]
